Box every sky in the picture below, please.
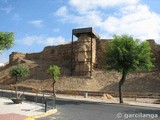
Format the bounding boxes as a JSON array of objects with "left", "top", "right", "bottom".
[{"left": 0, "top": 0, "right": 160, "bottom": 64}]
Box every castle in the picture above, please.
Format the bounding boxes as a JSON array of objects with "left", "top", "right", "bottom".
[
  {"left": 0, "top": 27, "right": 160, "bottom": 93},
  {"left": 9, "top": 27, "right": 160, "bottom": 75}
]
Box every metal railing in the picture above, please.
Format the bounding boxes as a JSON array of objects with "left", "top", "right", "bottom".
[
  {"left": 0, "top": 89, "right": 56, "bottom": 112},
  {"left": 45, "top": 97, "right": 56, "bottom": 112}
]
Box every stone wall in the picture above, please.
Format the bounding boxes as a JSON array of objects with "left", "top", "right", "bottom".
[
  {"left": 25, "top": 53, "right": 41, "bottom": 60},
  {"left": 9, "top": 39, "right": 160, "bottom": 73},
  {"left": 1, "top": 39, "right": 160, "bottom": 93},
  {"left": 9, "top": 43, "right": 71, "bottom": 68},
  {"left": 39, "top": 44, "right": 71, "bottom": 66},
  {"left": 96, "top": 39, "right": 160, "bottom": 70},
  {"left": 96, "top": 39, "right": 111, "bottom": 68},
  {"left": 147, "top": 39, "right": 160, "bottom": 69},
  {"left": 74, "top": 34, "right": 97, "bottom": 76},
  {"left": 9, "top": 52, "right": 26, "bottom": 65}
]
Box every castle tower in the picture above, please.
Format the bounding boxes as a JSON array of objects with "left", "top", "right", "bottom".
[{"left": 71, "top": 27, "right": 100, "bottom": 77}]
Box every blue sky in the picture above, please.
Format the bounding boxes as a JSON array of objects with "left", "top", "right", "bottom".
[{"left": 0, "top": 0, "right": 160, "bottom": 64}]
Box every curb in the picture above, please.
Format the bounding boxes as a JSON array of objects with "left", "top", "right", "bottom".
[
  {"left": 57, "top": 96, "right": 160, "bottom": 109},
  {"left": 126, "top": 103, "right": 160, "bottom": 109},
  {"left": 24, "top": 109, "right": 57, "bottom": 120}
]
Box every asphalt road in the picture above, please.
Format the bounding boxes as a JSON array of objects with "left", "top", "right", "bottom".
[{"left": 37, "top": 99, "right": 160, "bottom": 120}]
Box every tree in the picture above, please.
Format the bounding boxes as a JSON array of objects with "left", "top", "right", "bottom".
[
  {"left": 10, "top": 65, "right": 30, "bottom": 99},
  {"left": 47, "top": 65, "right": 60, "bottom": 97},
  {"left": 0, "top": 32, "right": 14, "bottom": 52},
  {"left": 105, "top": 34, "right": 153, "bottom": 103}
]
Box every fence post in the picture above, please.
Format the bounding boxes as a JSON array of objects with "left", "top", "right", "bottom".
[
  {"left": 135, "top": 95, "right": 137, "bottom": 101},
  {"left": 42, "top": 93, "right": 44, "bottom": 104},
  {"left": 45, "top": 100, "right": 47, "bottom": 112},
  {"left": 84, "top": 92, "right": 88, "bottom": 98},
  {"left": 36, "top": 93, "right": 38, "bottom": 103},
  {"left": 2, "top": 90, "right": 3, "bottom": 97}
]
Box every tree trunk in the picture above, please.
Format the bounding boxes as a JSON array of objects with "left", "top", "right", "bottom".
[
  {"left": 16, "top": 83, "right": 18, "bottom": 98},
  {"left": 119, "top": 70, "right": 127, "bottom": 103},
  {"left": 15, "top": 76, "right": 18, "bottom": 99},
  {"left": 52, "top": 78, "right": 57, "bottom": 108},
  {"left": 52, "top": 79, "right": 56, "bottom": 98}
]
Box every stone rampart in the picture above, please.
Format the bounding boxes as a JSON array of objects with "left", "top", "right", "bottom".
[
  {"left": 1, "top": 39, "right": 159, "bottom": 93},
  {"left": 9, "top": 39, "right": 160, "bottom": 71}
]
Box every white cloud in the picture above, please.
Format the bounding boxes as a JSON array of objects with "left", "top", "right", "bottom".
[
  {"left": 1, "top": 6, "right": 13, "bottom": 13},
  {"left": 100, "top": 4, "right": 160, "bottom": 41},
  {"left": 29, "top": 20, "right": 43, "bottom": 27},
  {"left": 55, "top": 7, "right": 102, "bottom": 25},
  {"left": 0, "top": 63, "right": 4, "bottom": 67},
  {"left": 45, "top": 36, "right": 65, "bottom": 46},
  {"left": 22, "top": 35, "right": 66, "bottom": 46},
  {"left": 69, "top": 0, "right": 139, "bottom": 13},
  {"left": 54, "top": 6, "right": 68, "bottom": 17},
  {"left": 55, "top": 0, "right": 160, "bottom": 43}
]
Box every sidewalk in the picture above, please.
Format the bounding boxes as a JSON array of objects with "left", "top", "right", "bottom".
[
  {"left": 0, "top": 90, "right": 159, "bottom": 120},
  {"left": 0, "top": 97, "right": 57, "bottom": 120},
  {"left": 56, "top": 94, "right": 160, "bottom": 109},
  {"left": 0, "top": 97, "right": 44, "bottom": 120}
]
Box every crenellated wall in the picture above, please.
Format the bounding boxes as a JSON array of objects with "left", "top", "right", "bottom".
[
  {"left": 9, "top": 43, "right": 72, "bottom": 68},
  {"left": 146, "top": 39, "right": 160, "bottom": 69},
  {"left": 9, "top": 39, "right": 160, "bottom": 72},
  {"left": 0, "top": 39, "right": 159, "bottom": 93}
]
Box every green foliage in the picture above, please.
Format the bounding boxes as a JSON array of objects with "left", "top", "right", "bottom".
[
  {"left": 47, "top": 65, "right": 60, "bottom": 80},
  {"left": 106, "top": 34, "right": 154, "bottom": 74},
  {"left": 10, "top": 65, "right": 30, "bottom": 82},
  {"left": 0, "top": 32, "right": 14, "bottom": 52}
]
